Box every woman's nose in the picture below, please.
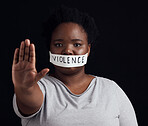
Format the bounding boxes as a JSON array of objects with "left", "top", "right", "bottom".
[{"left": 62, "top": 45, "right": 73, "bottom": 55}]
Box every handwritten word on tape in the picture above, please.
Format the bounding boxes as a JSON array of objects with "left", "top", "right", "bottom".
[{"left": 49, "top": 51, "right": 88, "bottom": 68}]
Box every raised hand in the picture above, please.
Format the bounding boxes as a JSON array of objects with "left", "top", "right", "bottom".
[{"left": 12, "top": 39, "right": 49, "bottom": 89}]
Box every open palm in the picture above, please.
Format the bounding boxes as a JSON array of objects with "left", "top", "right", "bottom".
[{"left": 12, "top": 39, "right": 49, "bottom": 89}]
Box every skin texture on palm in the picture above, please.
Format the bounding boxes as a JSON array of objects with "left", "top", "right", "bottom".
[
  {"left": 12, "top": 40, "right": 49, "bottom": 88},
  {"left": 12, "top": 39, "right": 49, "bottom": 115}
]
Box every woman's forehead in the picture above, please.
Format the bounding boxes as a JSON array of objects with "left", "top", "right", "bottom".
[{"left": 51, "top": 22, "right": 87, "bottom": 39}]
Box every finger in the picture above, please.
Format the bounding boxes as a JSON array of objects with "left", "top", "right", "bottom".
[
  {"left": 29, "top": 43, "right": 35, "bottom": 64},
  {"left": 36, "top": 68, "right": 50, "bottom": 81},
  {"left": 19, "top": 41, "right": 25, "bottom": 62},
  {"left": 13, "top": 48, "right": 19, "bottom": 65},
  {"left": 24, "top": 39, "right": 30, "bottom": 61}
]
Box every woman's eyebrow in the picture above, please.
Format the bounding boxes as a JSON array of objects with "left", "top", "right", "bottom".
[
  {"left": 71, "top": 39, "right": 83, "bottom": 42},
  {"left": 53, "top": 39, "right": 64, "bottom": 42},
  {"left": 53, "top": 39, "right": 83, "bottom": 42}
]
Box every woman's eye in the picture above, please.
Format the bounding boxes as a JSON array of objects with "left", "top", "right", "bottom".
[
  {"left": 54, "top": 43, "right": 63, "bottom": 47},
  {"left": 74, "top": 43, "right": 81, "bottom": 47}
]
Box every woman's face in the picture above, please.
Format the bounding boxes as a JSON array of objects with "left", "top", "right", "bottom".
[{"left": 50, "top": 22, "right": 90, "bottom": 74}]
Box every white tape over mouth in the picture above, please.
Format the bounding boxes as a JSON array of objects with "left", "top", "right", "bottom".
[{"left": 49, "top": 51, "right": 88, "bottom": 68}]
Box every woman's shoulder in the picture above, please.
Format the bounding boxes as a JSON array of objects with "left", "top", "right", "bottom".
[
  {"left": 94, "top": 75, "right": 128, "bottom": 98},
  {"left": 92, "top": 75, "right": 119, "bottom": 91},
  {"left": 37, "top": 74, "right": 57, "bottom": 88},
  {"left": 93, "top": 75, "right": 116, "bottom": 85},
  {"left": 38, "top": 74, "right": 67, "bottom": 89}
]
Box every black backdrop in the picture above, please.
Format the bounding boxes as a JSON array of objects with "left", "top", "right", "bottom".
[{"left": 1, "top": 1, "right": 147, "bottom": 125}]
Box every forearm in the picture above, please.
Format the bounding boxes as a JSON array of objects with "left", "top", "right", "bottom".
[{"left": 14, "top": 83, "right": 43, "bottom": 116}]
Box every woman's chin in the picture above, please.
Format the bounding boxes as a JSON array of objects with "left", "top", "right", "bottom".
[{"left": 54, "top": 65, "right": 84, "bottom": 75}]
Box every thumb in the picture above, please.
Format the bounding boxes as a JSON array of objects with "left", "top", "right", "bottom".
[{"left": 36, "top": 68, "right": 50, "bottom": 81}]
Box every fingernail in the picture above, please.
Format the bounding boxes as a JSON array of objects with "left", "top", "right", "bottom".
[
  {"left": 25, "top": 39, "right": 30, "bottom": 42},
  {"left": 21, "top": 41, "right": 24, "bottom": 46}
]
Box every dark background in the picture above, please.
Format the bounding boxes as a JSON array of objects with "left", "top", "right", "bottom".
[{"left": 1, "top": 1, "right": 147, "bottom": 125}]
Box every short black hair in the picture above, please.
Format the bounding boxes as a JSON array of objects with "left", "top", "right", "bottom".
[{"left": 42, "top": 5, "right": 100, "bottom": 50}]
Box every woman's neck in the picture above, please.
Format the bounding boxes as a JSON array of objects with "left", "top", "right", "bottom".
[
  {"left": 52, "top": 67, "right": 95, "bottom": 95},
  {"left": 54, "top": 67, "right": 88, "bottom": 87}
]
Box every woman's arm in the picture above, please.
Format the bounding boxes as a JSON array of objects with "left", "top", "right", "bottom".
[{"left": 114, "top": 83, "right": 138, "bottom": 126}]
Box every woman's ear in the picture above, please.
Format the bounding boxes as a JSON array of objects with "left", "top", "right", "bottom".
[{"left": 87, "top": 44, "right": 91, "bottom": 56}]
